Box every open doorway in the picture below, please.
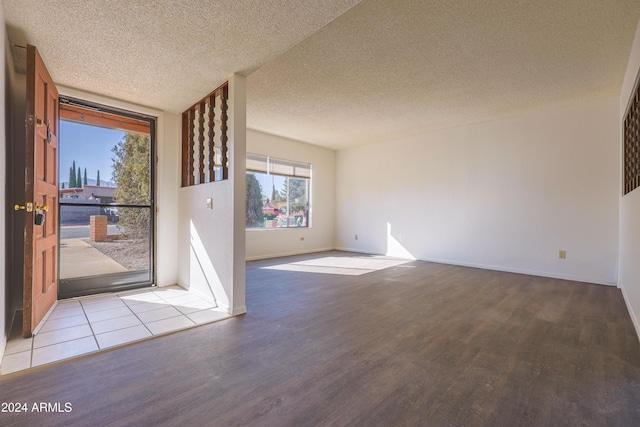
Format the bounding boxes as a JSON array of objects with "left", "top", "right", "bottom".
[{"left": 57, "top": 98, "right": 156, "bottom": 298}]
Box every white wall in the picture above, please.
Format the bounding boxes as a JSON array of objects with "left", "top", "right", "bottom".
[
  {"left": 57, "top": 86, "right": 180, "bottom": 288},
  {"left": 336, "top": 97, "right": 620, "bottom": 285},
  {"left": 619, "top": 17, "right": 640, "bottom": 339},
  {"left": 177, "top": 75, "right": 246, "bottom": 315},
  {"left": 156, "top": 112, "right": 180, "bottom": 286},
  {"left": 245, "top": 129, "right": 336, "bottom": 260},
  {"left": 1, "top": 3, "right": 8, "bottom": 359},
  {"left": 8, "top": 73, "right": 24, "bottom": 313}
]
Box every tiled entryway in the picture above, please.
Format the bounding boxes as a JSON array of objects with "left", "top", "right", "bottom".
[{"left": 1, "top": 286, "right": 231, "bottom": 375}]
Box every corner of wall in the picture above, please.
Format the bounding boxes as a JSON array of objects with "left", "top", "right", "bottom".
[
  {"left": 1, "top": 4, "right": 9, "bottom": 360},
  {"left": 155, "top": 111, "right": 180, "bottom": 287},
  {"left": 620, "top": 283, "right": 640, "bottom": 342},
  {"left": 229, "top": 74, "right": 247, "bottom": 315}
]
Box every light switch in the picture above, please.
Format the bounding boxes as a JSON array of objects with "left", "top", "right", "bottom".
[{"left": 206, "top": 198, "right": 213, "bottom": 209}]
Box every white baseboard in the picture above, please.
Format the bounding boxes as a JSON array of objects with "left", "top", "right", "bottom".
[
  {"left": 334, "top": 248, "right": 616, "bottom": 286},
  {"left": 422, "top": 257, "right": 617, "bottom": 287},
  {"left": 33, "top": 300, "right": 59, "bottom": 336},
  {"left": 620, "top": 283, "right": 640, "bottom": 343},
  {"left": 232, "top": 306, "right": 247, "bottom": 315},
  {"left": 334, "top": 246, "right": 380, "bottom": 255},
  {"left": 246, "top": 247, "right": 335, "bottom": 261},
  {"left": 0, "top": 334, "right": 6, "bottom": 369}
]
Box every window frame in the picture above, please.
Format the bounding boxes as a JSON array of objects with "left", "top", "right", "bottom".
[
  {"left": 58, "top": 96, "right": 157, "bottom": 298},
  {"left": 246, "top": 154, "right": 312, "bottom": 231}
]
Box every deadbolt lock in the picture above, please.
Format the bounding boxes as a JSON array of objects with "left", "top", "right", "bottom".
[{"left": 14, "top": 202, "right": 34, "bottom": 212}]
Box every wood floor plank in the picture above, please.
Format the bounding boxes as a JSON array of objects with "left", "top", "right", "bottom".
[{"left": 1, "top": 251, "right": 639, "bottom": 426}]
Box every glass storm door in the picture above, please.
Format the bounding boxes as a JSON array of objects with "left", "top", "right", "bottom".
[{"left": 57, "top": 98, "right": 155, "bottom": 298}]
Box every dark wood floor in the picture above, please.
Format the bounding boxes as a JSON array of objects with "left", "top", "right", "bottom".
[{"left": 1, "top": 251, "right": 639, "bottom": 426}]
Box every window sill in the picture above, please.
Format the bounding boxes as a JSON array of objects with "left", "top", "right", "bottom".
[{"left": 246, "top": 227, "right": 311, "bottom": 232}]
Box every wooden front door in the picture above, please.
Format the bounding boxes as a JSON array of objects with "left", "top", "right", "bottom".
[{"left": 22, "top": 45, "right": 59, "bottom": 337}]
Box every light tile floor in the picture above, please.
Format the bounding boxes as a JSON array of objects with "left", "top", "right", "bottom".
[{"left": 1, "top": 286, "right": 231, "bottom": 376}]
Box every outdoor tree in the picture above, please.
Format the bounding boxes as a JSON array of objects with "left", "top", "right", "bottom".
[
  {"left": 61, "top": 182, "right": 65, "bottom": 189},
  {"left": 69, "top": 166, "right": 75, "bottom": 188},
  {"left": 280, "top": 177, "right": 309, "bottom": 226},
  {"left": 96, "top": 170, "right": 101, "bottom": 186},
  {"left": 76, "top": 168, "right": 82, "bottom": 189},
  {"left": 246, "top": 173, "right": 264, "bottom": 227},
  {"left": 83, "top": 168, "right": 88, "bottom": 186},
  {"left": 112, "top": 133, "right": 150, "bottom": 239},
  {"left": 271, "top": 184, "right": 280, "bottom": 203},
  {"left": 281, "top": 178, "right": 308, "bottom": 213}
]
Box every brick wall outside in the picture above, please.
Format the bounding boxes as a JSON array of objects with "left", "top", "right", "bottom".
[{"left": 90, "top": 215, "right": 108, "bottom": 242}]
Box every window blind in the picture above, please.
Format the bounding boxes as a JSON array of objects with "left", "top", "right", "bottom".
[{"left": 246, "top": 154, "right": 311, "bottom": 178}]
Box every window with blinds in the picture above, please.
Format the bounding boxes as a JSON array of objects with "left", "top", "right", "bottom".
[
  {"left": 246, "top": 154, "right": 311, "bottom": 229},
  {"left": 246, "top": 154, "right": 311, "bottom": 178}
]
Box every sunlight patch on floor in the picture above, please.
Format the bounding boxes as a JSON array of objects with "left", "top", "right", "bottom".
[{"left": 261, "top": 256, "right": 410, "bottom": 276}]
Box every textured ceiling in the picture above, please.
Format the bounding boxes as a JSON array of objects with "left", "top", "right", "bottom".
[
  {"left": 4, "top": 0, "right": 640, "bottom": 150},
  {"left": 248, "top": 0, "right": 640, "bottom": 149},
  {"left": 2, "top": 0, "right": 361, "bottom": 112}
]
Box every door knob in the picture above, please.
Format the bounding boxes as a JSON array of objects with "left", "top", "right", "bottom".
[
  {"left": 36, "top": 204, "right": 48, "bottom": 212},
  {"left": 14, "top": 202, "right": 34, "bottom": 212}
]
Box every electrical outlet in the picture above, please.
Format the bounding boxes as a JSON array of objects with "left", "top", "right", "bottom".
[
  {"left": 559, "top": 250, "right": 566, "bottom": 259},
  {"left": 355, "top": 234, "right": 358, "bottom": 240}
]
